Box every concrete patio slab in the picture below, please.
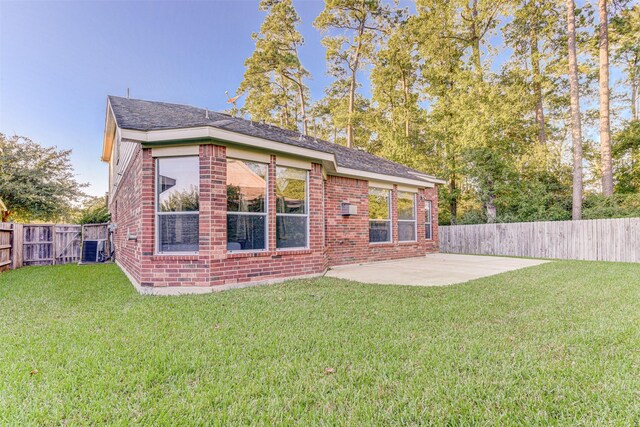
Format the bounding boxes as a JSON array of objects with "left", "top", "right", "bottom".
[{"left": 325, "top": 253, "right": 550, "bottom": 287}]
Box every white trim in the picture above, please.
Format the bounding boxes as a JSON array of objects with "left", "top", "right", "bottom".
[
  {"left": 368, "top": 181, "right": 394, "bottom": 190},
  {"left": 226, "top": 146, "right": 271, "bottom": 163},
  {"left": 155, "top": 156, "right": 201, "bottom": 255},
  {"left": 397, "top": 185, "right": 420, "bottom": 193},
  {"left": 226, "top": 158, "right": 269, "bottom": 253},
  {"left": 425, "top": 200, "right": 433, "bottom": 241},
  {"left": 123, "top": 127, "right": 336, "bottom": 163},
  {"left": 397, "top": 192, "right": 417, "bottom": 243},
  {"left": 276, "top": 156, "right": 312, "bottom": 170},
  {"left": 101, "top": 100, "right": 117, "bottom": 162},
  {"left": 368, "top": 187, "right": 392, "bottom": 244},
  {"left": 333, "top": 165, "right": 435, "bottom": 188},
  {"left": 119, "top": 126, "right": 441, "bottom": 186},
  {"left": 275, "top": 167, "right": 310, "bottom": 250},
  {"left": 152, "top": 146, "right": 199, "bottom": 157},
  {"left": 409, "top": 171, "right": 447, "bottom": 185}
]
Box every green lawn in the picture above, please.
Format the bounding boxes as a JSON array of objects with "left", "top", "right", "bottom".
[{"left": 1, "top": 262, "right": 639, "bottom": 425}]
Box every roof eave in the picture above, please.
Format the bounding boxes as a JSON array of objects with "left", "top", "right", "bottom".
[
  {"left": 101, "top": 99, "right": 117, "bottom": 163},
  {"left": 119, "top": 125, "right": 442, "bottom": 187}
]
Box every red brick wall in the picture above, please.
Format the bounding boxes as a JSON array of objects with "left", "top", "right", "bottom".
[
  {"left": 110, "top": 145, "right": 144, "bottom": 284},
  {"left": 110, "top": 143, "right": 438, "bottom": 288},
  {"left": 324, "top": 175, "right": 439, "bottom": 266}
]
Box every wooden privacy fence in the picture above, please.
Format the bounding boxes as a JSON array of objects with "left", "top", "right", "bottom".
[
  {"left": 0, "top": 223, "right": 110, "bottom": 271},
  {"left": 23, "top": 224, "right": 83, "bottom": 266},
  {"left": 0, "top": 223, "right": 12, "bottom": 272},
  {"left": 439, "top": 217, "right": 640, "bottom": 263}
]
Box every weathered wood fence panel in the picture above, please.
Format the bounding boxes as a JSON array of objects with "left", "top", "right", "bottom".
[
  {"left": 56, "top": 225, "right": 82, "bottom": 264},
  {"left": 23, "top": 224, "right": 82, "bottom": 266},
  {"left": 0, "top": 223, "right": 12, "bottom": 272},
  {"left": 439, "top": 218, "right": 640, "bottom": 263},
  {"left": 0, "top": 223, "right": 101, "bottom": 272},
  {"left": 23, "top": 225, "right": 54, "bottom": 266},
  {"left": 82, "top": 223, "right": 109, "bottom": 240},
  {"left": 12, "top": 223, "right": 23, "bottom": 269}
]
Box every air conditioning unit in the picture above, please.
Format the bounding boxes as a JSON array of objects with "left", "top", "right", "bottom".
[
  {"left": 341, "top": 202, "right": 358, "bottom": 216},
  {"left": 81, "top": 239, "right": 107, "bottom": 263}
]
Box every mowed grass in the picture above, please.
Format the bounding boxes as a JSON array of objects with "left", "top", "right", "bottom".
[{"left": 1, "top": 261, "right": 639, "bottom": 425}]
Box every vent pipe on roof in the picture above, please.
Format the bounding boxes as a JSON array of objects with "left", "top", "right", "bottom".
[
  {"left": 126, "top": 88, "right": 130, "bottom": 99},
  {"left": 205, "top": 108, "right": 209, "bottom": 119}
]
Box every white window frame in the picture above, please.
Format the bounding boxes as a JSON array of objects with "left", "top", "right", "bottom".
[
  {"left": 425, "top": 200, "right": 433, "bottom": 240},
  {"left": 226, "top": 158, "right": 269, "bottom": 253},
  {"left": 397, "top": 191, "right": 417, "bottom": 243},
  {"left": 276, "top": 167, "right": 309, "bottom": 251},
  {"left": 155, "top": 156, "right": 200, "bottom": 255},
  {"left": 368, "top": 187, "right": 392, "bottom": 244}
]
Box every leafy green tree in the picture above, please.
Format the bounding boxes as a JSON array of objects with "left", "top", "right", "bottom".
[
  {"left": 238, "top": 0, "right": 310, "bottom": 133},
  {"left": 582, "top": 192, "right": 640, "bottom": 219},
  {"left": 504, "top": 0, "right": 567, "bottom": 146},
  {"left": 77, "top": 196, "right": 111, "bottom": 224},
  {"left": 370, "top": 15, "right": 429, "bottom": 169},
  {"left": 610, "top": 4, "right": 640, "bottom": 121},
  {"left": 411, "top": 0, "right": 468, "bottom": 223},
  {"left": 613, "top": 119, "right": 640, "bottom": 193},
  {"left": 412, "top": 0, "right": 523, "bottom": 223},
  {"left": 0, "top": 133, "right": 87, "bottom": 222},
  {"left": 314, "top": 0, "right": 393, "bottom": 148}
]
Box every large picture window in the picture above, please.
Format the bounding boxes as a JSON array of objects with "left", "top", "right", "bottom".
[
  {"left": 227, "top": 159, "right": 268, "bottom": 251},
  {"left": 369, "top": 188, "right": 391, "bottom": 243},
  {"left": 397, "top": 191, "right": 416, "bottom": 242},
  {"left": 276, "top": 166, "right": 308, "bottom": 249},
  {"left": 156, "top": 156, "right": 199, "bottom": 253},
  {"left": 425, "top": 200, "right": 433, "bottom": 240}
]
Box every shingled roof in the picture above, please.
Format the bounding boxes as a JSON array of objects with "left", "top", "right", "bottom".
[{"left": 108, "top": 96, "right": 442, "bottom": 184}]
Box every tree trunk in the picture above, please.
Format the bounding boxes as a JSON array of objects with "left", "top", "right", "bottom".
[
  {"left": 347, "top": 66, "right": 357, "bottom": 148},
  {"left": 296, "top": 77, "right": 308, "bottom": 136},
  {"left": 401, "top": 72, "right": 410, "bottom": 138},
  {"left": 347, "top": 21, "right": 364, "bottom": 148},
  {"left": 567, "top": 0, "right": 583, "bottom": 220},
  {"left": 449, "top": 177, "right": 457, "bottom": 225},
  {"left": 632, "top": 80, "right": 638, "bottom": 121},
  {"left": 629, "top": 51, "right": 639, "bottom": 120},
  {"left": 470, "top": 0, "right": 483, "bottom": 80},
  {"left": 485, "top": 193, "right": 497, "bottom": 223},
  {"left": 599, "top": 0, "right": 613, "bottom": 196},
  {"left": 531, "top": 24, "right": 546, "bottom": 145},
  {"left": 292, "top": 42, "right": 308, "bottom": 136}
]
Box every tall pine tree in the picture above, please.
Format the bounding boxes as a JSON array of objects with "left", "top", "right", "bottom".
[
  {"left": 238, "top": 0, "right": 310, "bottom": 134},
  {"left": 314, "top": 0, "right": 393, "bottom": 147}
]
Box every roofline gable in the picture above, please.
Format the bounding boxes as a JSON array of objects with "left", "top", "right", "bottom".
[{"left": 101, "top": 98, "right": 117, "bottom": 162}]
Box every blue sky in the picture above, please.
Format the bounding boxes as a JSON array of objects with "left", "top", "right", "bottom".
[{"left": 1, "top": 0, "right": 331, "bottom": 197}]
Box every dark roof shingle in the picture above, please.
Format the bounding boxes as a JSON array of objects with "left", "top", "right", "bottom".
[{"left": 108, "top": 96, "right": 441, "bottom": 183}]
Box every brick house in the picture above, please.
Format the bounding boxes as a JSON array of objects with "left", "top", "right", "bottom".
[{"left": 102, "top": 96, "right": 444, "bottom": 291}]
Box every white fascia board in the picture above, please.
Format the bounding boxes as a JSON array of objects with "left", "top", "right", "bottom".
[
  {"left": 101, "top": 100, "right": 117, "bottom": 162},
  {"left": 121, "top": 127, "right": 335, "bottom": 163},
  {"left": 334, "top": 166, "right": 435, "bottom": 188},
  {"left": 408, "top": 171, "right": 447, "bottom": 185},
  {"left": 119, "top": 126, "right": 439, "bottom": 187}
]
